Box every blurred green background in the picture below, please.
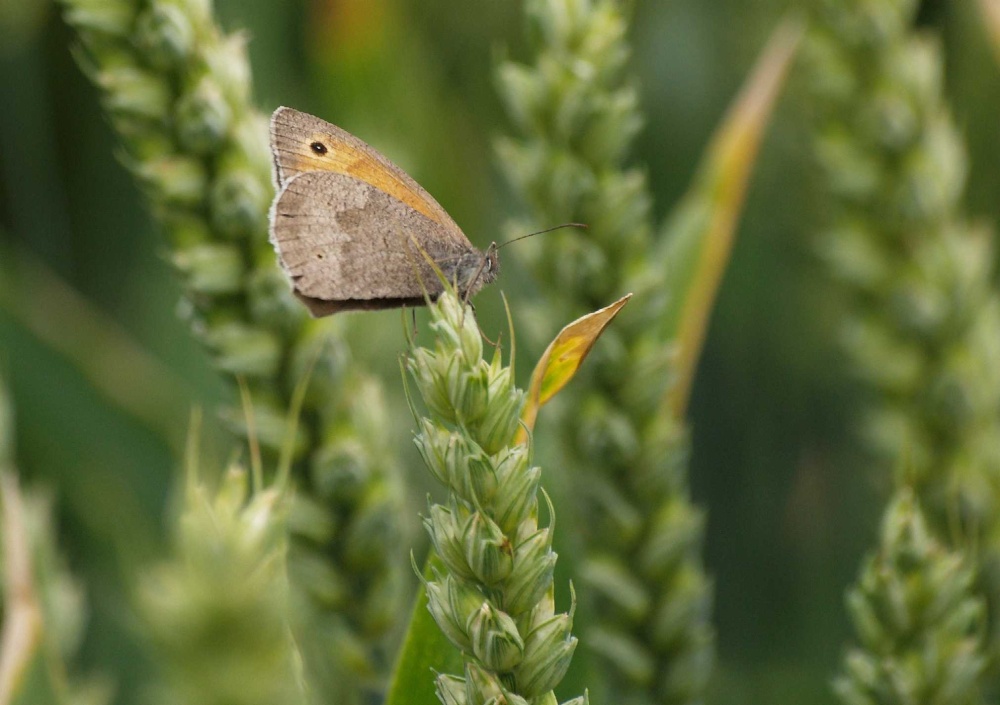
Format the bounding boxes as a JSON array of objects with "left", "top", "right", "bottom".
[{"left": 2, "top": 0, "right": 999, "bottom": 703}]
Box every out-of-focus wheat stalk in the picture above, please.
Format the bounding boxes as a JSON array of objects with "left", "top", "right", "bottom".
[
  {"left": 805, "top": 0, "right": 1000, "bottom": 692},
  {"left": 58, "top": 0, "right": 410, "bottom": 700},
  {"left": 139, "top": 412, "right": 306, "bottom": 705},
  {"left": 497, "top": 2, "right": 798, "bottom": 702}
]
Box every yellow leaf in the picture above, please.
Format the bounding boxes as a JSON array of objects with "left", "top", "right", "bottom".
[
  {"left": 518, "top": 294, "right": 632, "bottom": 441},
  {"left": 663, "top": 19, "right": 802, "bottom": 419}
]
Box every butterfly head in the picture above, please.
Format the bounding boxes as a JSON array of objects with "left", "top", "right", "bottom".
[
  {"left": 454, "top": 242, "right": 500, "bottom": 299},
  {"left": 483, "top": 242, "right": 500, "bottom": 284}
]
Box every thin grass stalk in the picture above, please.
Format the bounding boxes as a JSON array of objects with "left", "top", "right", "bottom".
[{"left": 57, "top": 1, "right": 409, "bottom": 700}]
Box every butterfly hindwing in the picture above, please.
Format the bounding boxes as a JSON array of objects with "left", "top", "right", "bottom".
[{"left": 270, "top": 171, "right": 475, "bottom": 314}]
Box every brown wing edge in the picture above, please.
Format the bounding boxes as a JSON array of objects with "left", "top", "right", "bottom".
[
  {"left": 269, "top": 106, "right": 291, "bottom": 189},
  {"left": 266, "top": 169, "right": 288, "bottom": 250},
  {"left": 295, "top": 290, "right": 440, "bottom": 317}
]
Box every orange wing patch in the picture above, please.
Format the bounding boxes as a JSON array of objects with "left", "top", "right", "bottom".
[{"left": 303, "top": 135, "right": 443, "bottom": 224}]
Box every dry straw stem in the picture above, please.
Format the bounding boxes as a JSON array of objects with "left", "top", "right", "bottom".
[
  {"left": 0, "top": 474, "right": 44, "bottom": 705},
  {"left": 497, "top": 2, "right": 799, "bottom": 702},
  {"left": 0, "top": 498, "right": 109, "bottom": 705},
  {"left": 59, "top": 0, "right": 408, "bottom": 699}
]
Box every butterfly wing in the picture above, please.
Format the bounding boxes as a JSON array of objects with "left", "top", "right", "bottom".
[
  {"left": 270, "top": 170, "right": 476, "bottom": 316},
  {"left": 270, "top": 107, "right": 467, "bottom": 243}
]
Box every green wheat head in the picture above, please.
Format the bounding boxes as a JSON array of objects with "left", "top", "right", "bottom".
[{"left": 407, "top": 290, "right": 585, "bottom": 705}]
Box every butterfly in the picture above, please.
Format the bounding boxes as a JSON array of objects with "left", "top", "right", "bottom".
[{"left": 268, "top": 107, "right": 498, "bottom": 316}]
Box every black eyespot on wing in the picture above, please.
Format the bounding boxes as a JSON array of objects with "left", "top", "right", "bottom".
[{"left": 311, "top": 141, "right": 327, "bottom": 155}]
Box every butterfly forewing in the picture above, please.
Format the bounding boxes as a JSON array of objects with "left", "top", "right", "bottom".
[{"left": 270, "top": 107, "right": 465, "bottom": 238}]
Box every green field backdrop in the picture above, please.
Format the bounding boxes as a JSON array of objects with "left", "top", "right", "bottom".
[{"left": 3, "top": 1, "right": 998, "bottom": 704}]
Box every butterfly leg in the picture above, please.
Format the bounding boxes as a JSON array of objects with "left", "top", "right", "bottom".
[{"left": 472, "top": 307, "right": 501, "bottom": 348}]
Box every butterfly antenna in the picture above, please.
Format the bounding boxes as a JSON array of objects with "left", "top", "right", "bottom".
[{"left": 497, "top": 222, "right": 588, "bottom": 250}]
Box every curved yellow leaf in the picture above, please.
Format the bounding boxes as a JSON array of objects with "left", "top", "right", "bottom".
[{"left": 518, "top": 294, "right": 632, "bottom": 441}]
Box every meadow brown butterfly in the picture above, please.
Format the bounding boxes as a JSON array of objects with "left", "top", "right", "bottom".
[{"left": 268, "top": 107, "right": 498, "bottom": 316}]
